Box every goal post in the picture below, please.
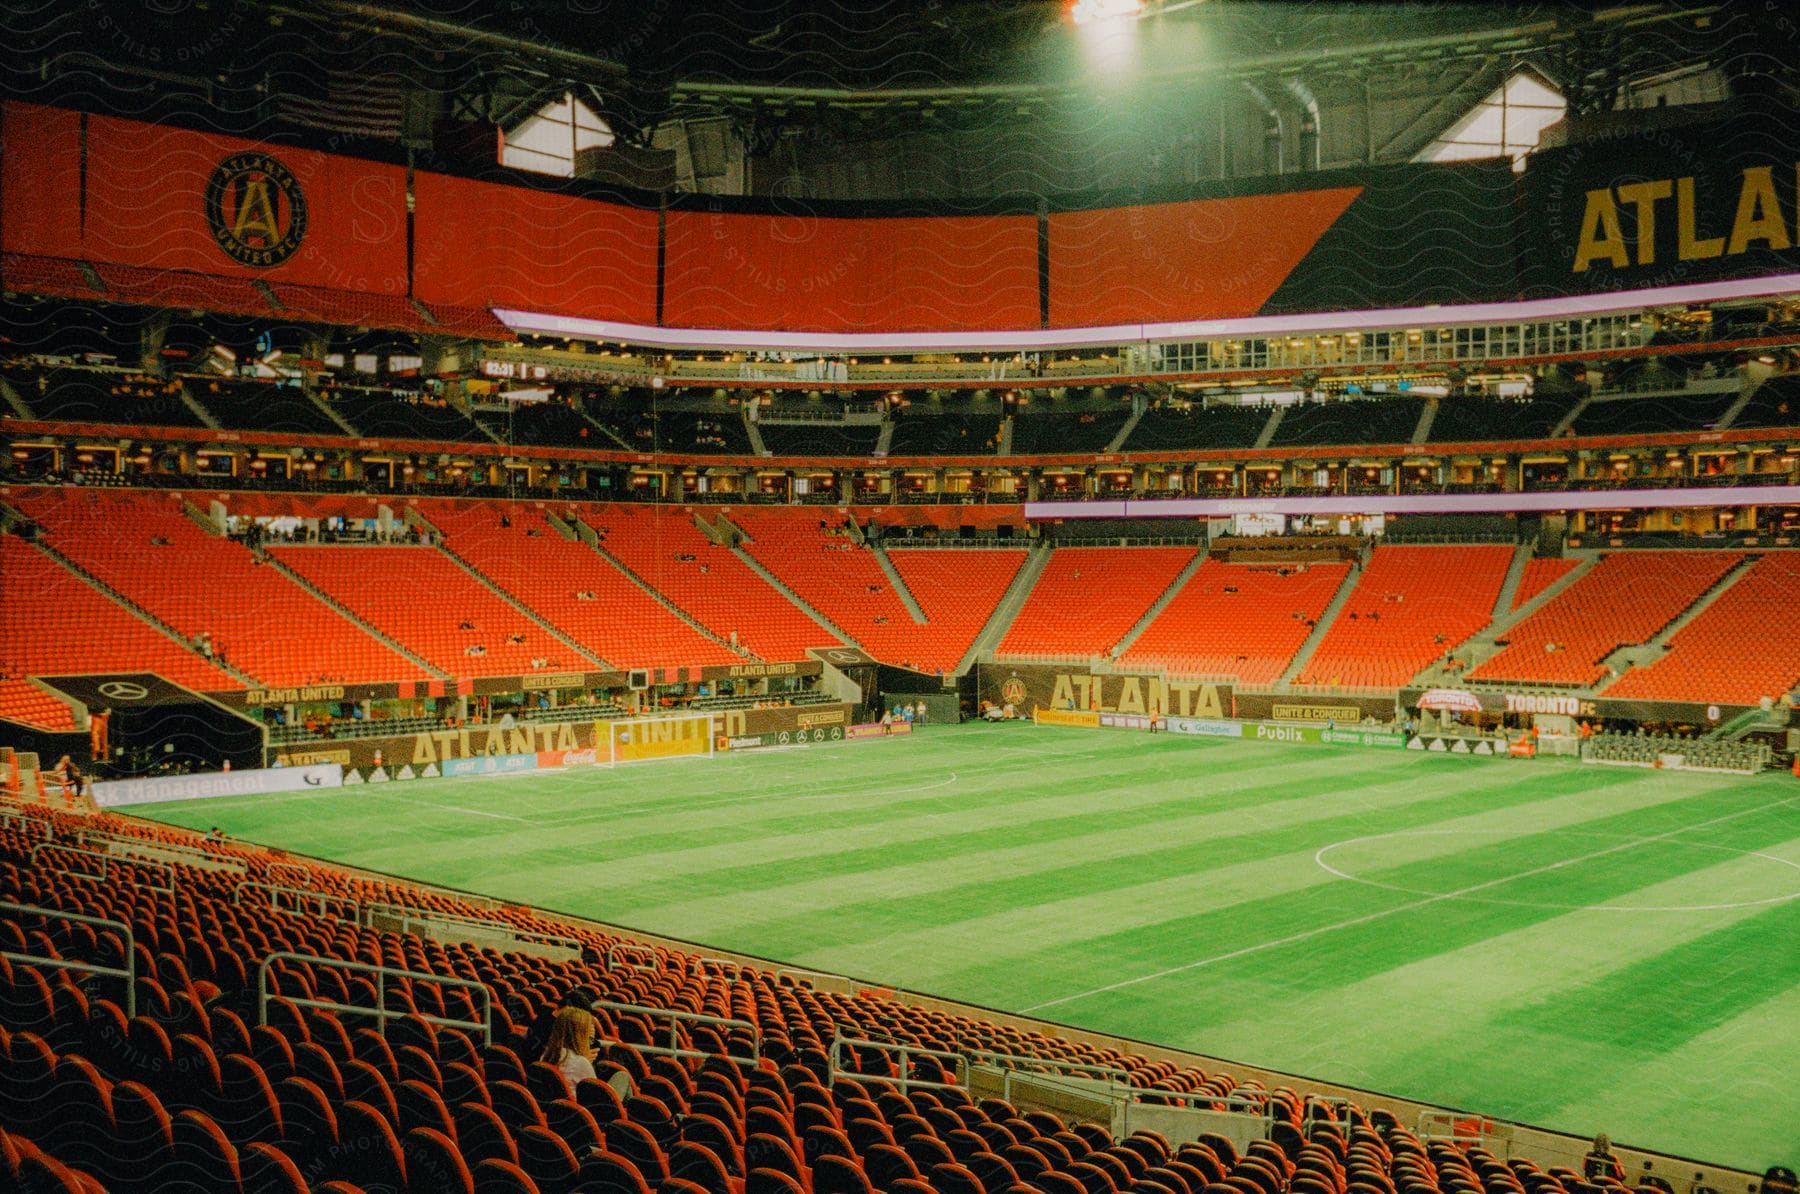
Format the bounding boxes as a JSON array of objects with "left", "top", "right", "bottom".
[{"left": 606, "top": 713, "right": 716, "bottom": 767}]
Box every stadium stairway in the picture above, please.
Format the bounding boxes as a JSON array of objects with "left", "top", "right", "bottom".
[
  {"left": 1548, "top": 393, "right": 1592, "bottom": 437},
  {"left": 1106, "top": 550, "right": 1211, "bottom": 661},
  {"left": 1409, "top": 399, "right": 1438, "bottom": 445},
  {"left": 303, "top": 388, "right": 364, "bottom": 437},
  {"left": 1419, "top": 555, "right": 1596, "bottom": 682},
  {"left": 18, "top": 535, "right": 261, "bottom": 688},
  {"left": 409, "top": 507, "right": 612, "bottom": 670},
  {"left": 1102, "top": 404, "right": 1142, "bottom": 452},
  {"left": 1488, "top": 545, "right": 1533, "bottom": 620},
  {"left": 956, "top": 539, "right": 1052, "bottom": 674},
  {"left": 0, "top": 373, "right": 33, "bottom": 419},
  {"left": 1275, "top": 561, "right": 1364, "bottom": 685},
  {"left": 172, "top": 380, "right": 221, "bottom": 430},
  {"left": 717, "top": 517, "right": 860, "bottom": 647},
  {"left": 260, "top": 553, "right": 451, "bottom": 680},
  {"left": 563, "top": 511, "right": 761, "bottom": 657},
  {"left": 1592, "top": 555, "right": 1758, "bottom": 692},
  {"left": 743, "top": 410, "right": 768, "bottom": 457},
  {"left": 1467, "top": 552, "right": 1742, "bottom": 689},
  {"left": 1252, "top": 405, "right": 1284, "bottom": 449},
  {"left": 569, "top": 521, "right": 750, "bottom": 661},
  {"left": 871, "top": 547, "right": 928, "bottom": 624},
  {"left": 1713, "top": 369, "right": 1771, "bottom": 431}
]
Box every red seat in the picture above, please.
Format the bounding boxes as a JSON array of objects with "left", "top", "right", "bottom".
[
  {"left": 161, "top": 1109, "right": 242, "bottom": 1194},
  {"left": 404, "top": 1126, "right": 477, "bottom": 1194},
  {"left": 472, "top": 1157, "right": 543, "bottom": 1194},
  {"left": 242, "top": 1141, "right": 312, "bottom": 1194},
  {"left": 578, "top": 1152, "right": 657, "bottom": 1194}
]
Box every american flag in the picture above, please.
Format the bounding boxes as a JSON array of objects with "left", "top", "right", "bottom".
[{"left": 278, "top": 67, "right": 408, "bottom": 141}]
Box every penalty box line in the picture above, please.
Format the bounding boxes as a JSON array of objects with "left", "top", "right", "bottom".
[{"left": 1020, "top": 793, "right": 1798, "bottom": 1015}]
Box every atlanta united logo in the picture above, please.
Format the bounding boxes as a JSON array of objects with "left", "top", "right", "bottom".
[
  {"left": 1000, "top": 678, "right": 1027, "bottom": 706},
  {"left": 205, "top": 151, "right": 307, "bottom": 267}
]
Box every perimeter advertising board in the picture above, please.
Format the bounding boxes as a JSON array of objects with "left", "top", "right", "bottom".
[
  {"left": 1233, "top": 693, "right": 1398, "bottom": 723},
  {"left": 269, "top": 703, "right": 851, "bottom": 772},
  {"left": 93, "top": 763, "right": 344, "bottom": 808},
  {"left": 979, "top": 663, "right": 1231, "bottom": 721},
  {"left": 1397, "top": 688, "right": 1751, "bottom": 726}
]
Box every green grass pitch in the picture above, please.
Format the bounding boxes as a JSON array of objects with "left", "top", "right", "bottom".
[{"left": 136, "top": 723, "right": 1800, "bottom": 1172}]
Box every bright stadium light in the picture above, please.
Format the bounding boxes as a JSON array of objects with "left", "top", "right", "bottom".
[{"left": 1070, "top": 0, "right": 1144, "bottom": 25}]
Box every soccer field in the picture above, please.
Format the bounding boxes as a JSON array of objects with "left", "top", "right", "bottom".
[{"left": 136, "top": 723, "right": 1800, "bottom": 1172}]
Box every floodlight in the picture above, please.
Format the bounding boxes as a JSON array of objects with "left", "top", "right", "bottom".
[{"left": 1070, "top": 0, "right": 1144, "bottom": 25}]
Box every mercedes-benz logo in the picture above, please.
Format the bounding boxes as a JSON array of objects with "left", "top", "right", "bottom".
[
  {"left": 98, "top": 681, "right": 150, "bottom": 701},
  {"left": 824, "top": 649, "right": 863, "bottom": 664}
]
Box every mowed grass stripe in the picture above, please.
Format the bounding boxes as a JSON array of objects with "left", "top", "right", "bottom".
[
  {"left": 1538, "top": 982, "right": 1800, "bottom": 1167},
  {"left": 1494, "top": 894, "right": 1800, "bottom": 1051},
  {"left": 940, "top": 780, "right": 1779, "bottom": 1010},
  {"left": 523, "top": 746, "right": 1332, "bottom": 885},
  {"left": 708, "top": 761, "right": 1662, "bottom": 961},
  {"left": 1179, "top": 834, "right": 1800, "bottom": 1131},
  {"left": 574, "top": 751, "right": 1511, "bottom": 916}
]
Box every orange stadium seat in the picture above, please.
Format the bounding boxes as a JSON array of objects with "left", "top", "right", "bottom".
[
  {"left": 270, "top": 544, "right": 576, "bottom": 680},
  {"left": 1469, "top": 552, "right": 1741, "bottom": 689},
  {"left": 0, "top": 681, "right": 76, "bottom": 732},
  {"left": 0, "top": 536, "right": 241, "bottom": 694},
  {"left": 1509, "top": 557, "right": 1580, "bottom": 611},
  {"left": 1119, "top": 559, "right": 1351, "bottom": 686},
  {"left": 425, "top": 501, "right": 742, "bottom": 671},
  {"left": 998, "top": 547, "right": 1199, "bottom": 662},
  {"left": 1297, "top": 545, "right": 1512, "bottom": 690},
  {"left": 1605, "top": 553, "right": 1800, "bottom": 705},
  {"left": 733, "top": 509, "right": 1023, "bottom": 673},
  {"left": 12, "top": 489, "right": 426, "bottom": 689},
  {"left": 591, "top": 505, "right": 840, "bottom": 662}
]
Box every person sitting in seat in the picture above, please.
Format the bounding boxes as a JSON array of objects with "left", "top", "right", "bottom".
[
  {"left": 1583, "top": 1134, "right": 1625, "bottom": 1182},
  {"left": 540, "top": 1006, "right": 600, "bottom": 1092}
]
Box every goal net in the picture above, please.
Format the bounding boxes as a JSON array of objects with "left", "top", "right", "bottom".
[{"left": 606, "top": 713, "right": 715, "bottom": 767}]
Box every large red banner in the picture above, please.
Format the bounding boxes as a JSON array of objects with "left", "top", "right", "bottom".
[
  {"left": 0, "top": 103, "right": 84, "bottom": 258},
  {"left": 1047, "top": 189, "right": 1361, "bottom": 327},
  {"left": 663, "top": 209, "right": 1039, "bottom": 332},
  {"left": 412, "top": 172, "right": 659, "bottom": 325},
  {"left": 79, "top": 113, "right": 408, "bottom": 294}
]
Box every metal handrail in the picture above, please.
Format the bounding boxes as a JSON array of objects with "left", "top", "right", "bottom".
[
  {"left": 257, "top": 951, "right": 493, "bottom": 1045},
  {"left": 73, "top": 829, "right": 248, "bottom": 874},
  {"left": 0, "top": 809, "right": 54, "bottom": 840},
  {"left": 1302, "top": 1095, "right": 1354, "bottom": 1138},
  {"left": 829, "top": 1033, "right": 969, "bottom": 1092},
  {"left": 29, "top": 842, "right": 176, "bottom": 894},
  {"left": 964, "top": 1046, "right": 1131, "bottom": 1082},
  {"left": 1416, "top": 1109, "right": 1508, "bottom": 1148},
  {"left": 688, "top": 956, "right": 749, "bottom": 981},
  {"left": 590, "top": 999, "right": 761, "bottom": 1067},
  {"left": 0, "top": 899, "right": 136, "bottom": 1018},
  {"left": 606, "top": 942, "right": 661, "bottom": 972},
  {"left": 964, "top": 1048, "right": 1134, "bottom": 1105},
  {"left": 265, "top": 861, "right": 319, "bottom": 886},
  {"left": 774, "top": 965, "right": 858, "bottom": 989},
  {"left": 234, "top": 880, "right": 361, "bottom": 923},
  {"left": 361, "top": 901, "right": 582, "bottom": 954}
]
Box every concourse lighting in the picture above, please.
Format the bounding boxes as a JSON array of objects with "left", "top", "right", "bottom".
[{"left": 1070, "top": 0, "right": 1144, "bottom": 25}]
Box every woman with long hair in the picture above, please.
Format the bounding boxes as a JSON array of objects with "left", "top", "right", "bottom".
[{"left": 539, "top": 1006, "right": 599, "bottom": 1088}]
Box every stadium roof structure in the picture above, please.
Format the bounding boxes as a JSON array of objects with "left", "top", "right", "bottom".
[{"left": 6, "top": 0, "right": 1793, "bottom": 201}]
